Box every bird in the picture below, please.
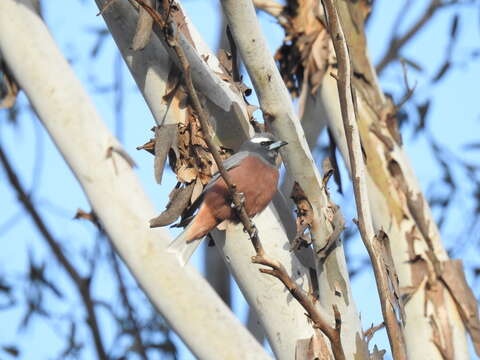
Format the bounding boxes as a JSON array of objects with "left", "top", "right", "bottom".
[{"left": 167, "top": 132, "right": 288, "bottom": 266}]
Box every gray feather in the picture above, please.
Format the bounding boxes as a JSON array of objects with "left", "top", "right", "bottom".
[{"left": 166, "top": 222, "right": 203, "bottom": 266}]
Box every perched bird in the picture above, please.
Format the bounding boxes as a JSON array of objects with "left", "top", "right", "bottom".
[{"left": 167, "top": 133, "right": 288, "bottom": 265}]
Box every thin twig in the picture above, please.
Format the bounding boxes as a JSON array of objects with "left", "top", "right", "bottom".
[
  {"left": 396, "top": 59, "right": 417, "bottom": 109},
  {"left": 131, "top": 1, "right": 345, "bottom": 358},
  {"left": 252, "top": 255, "right": 345, "bottom": 360},
  {"left": 322, "top": 1, "right": 408, "bottom": 359},
  {"left": 108, "top": 247, "right": 148, "bottom": 360},
  {"left": 376, "top": 0, "right": 446, "bottom": 74},
  {"left": 364, "top": 322, "right": 385, "bottom": 345},
  {"left": 0, "top": 145, "right": 108, "bottom": 360}
]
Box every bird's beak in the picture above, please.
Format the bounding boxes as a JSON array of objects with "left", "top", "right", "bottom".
[{"left": 267, "top": 140, "right": 288, "bottom": 151}]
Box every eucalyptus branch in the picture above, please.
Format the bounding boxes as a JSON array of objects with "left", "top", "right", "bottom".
[
  {"left": 0, "top": 145, "right": 108, "bottom": 360},
  {"left": 131, "top": 2, "right": 345, "bottom": 358},
  {"left": 108, "top": 247, "right": 148, "bottom": 360},
  {"left": 323, "top": 1, "right": 408, "bottom": 359}
]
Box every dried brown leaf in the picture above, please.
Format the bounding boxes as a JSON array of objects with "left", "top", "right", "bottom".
[
  {"left": 74, "top": 208, "right": 102, "bottom": 232},
  {"left": 131, "top": 0, "right": 154, "bottom": 51},
  {"left": 275, "top": 0, "right": 329, "bottom": 97},
  {"left": 190, "top": 177, "right": 204, "bottom": 204},
  {"left": 176, "top": 164, "right": 197, "bottom": 183},
  {"left": 136, "top": 138, "right": 155, "bottom": 155},
  {"left": 154, "top": 124, "right": 177, "bottom": 184},
  {"left": 150, "top": 182, "right": 195, "bottom": 228}
]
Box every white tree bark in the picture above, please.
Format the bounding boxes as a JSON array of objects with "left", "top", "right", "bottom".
[
  {"left": 95, "top": 0, "right": 175, "bottom": 126},
  {"left": 0, "top": 1, "right": 270, "bottom": 359},
  {"left": 220, "top": 0, "right": 367, "bottom": 357},
  {"left": 214, "top": 210, "right": 322, "bottom": 359},
  {"left": 322, "top": 81, "right": 469, "bottom": 359},
  {"left": 319, "top": 32, "right": 470, "bottom": 360}
]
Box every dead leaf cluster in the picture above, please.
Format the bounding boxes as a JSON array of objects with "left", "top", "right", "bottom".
[
  {"left": 138, "top": 115, "right": 232, "bottom": 226},
  {"left": 275, "top": 0, "right": 330, "bottom": 97}
]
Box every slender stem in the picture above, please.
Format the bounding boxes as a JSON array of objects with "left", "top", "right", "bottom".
[
  {"left": 376, "top": 0, "right": 443, "bottom": 75},
  {"left": 323, "top": 1, "right": 408, "bottom": 359},
  {"left": 109, "top": 247, "right": 148, "bottom": 360}
]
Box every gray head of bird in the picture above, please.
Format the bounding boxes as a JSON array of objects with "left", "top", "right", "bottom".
[{"left": 239, "top": 132, "right": 288, "bottom": 166}]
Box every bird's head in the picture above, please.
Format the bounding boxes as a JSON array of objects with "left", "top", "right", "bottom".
[{"left": 240, "top": 133, "right": 288, "bottom": 166}]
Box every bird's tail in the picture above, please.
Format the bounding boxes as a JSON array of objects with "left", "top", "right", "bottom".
[{"left": 166, "top": 222, "right": 203, "bottom": 266}]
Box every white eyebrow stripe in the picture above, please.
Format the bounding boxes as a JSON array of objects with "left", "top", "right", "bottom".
[{"left": 250, "top": 137, "right": 272, "bottom": 143}]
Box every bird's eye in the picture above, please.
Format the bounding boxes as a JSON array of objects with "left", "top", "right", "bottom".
[{"left": 260, "top": 141, "right": 273, "bottom": 147}]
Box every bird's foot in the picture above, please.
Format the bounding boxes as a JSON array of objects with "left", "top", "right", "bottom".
[
  {"left": 244, "top": 223, "right": 258, "bottom": 238},
  {"left": 230, "top": 192, "right": 245, "bottom": 209}
]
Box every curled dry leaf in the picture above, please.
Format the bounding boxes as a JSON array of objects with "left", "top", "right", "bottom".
[
  {"left": 149, "top": 182, "right": 195, "bottom": 228},
  {"left": 131, "top": 0, "right": 154, "bottom": 51},
  {"left": 136, "top": 138, "right": 155, "bottom": 155},
  {"left": 190, "top": 177, "right": 204, "bottom": 204},
  {"left": 74, "top": 208, "right": 101, "bottom": 230},
  {"left": 172, "top": 111, "right": 231, "bottom": 185},
  {"left": 290, "top": 181, "right": 314, "bottom": 250},
  {"left": 154, "top": 124, "right": 177, "bottom": 184},
  {"left": 275, "top": 0, "right": 329, "bottom": 97}
]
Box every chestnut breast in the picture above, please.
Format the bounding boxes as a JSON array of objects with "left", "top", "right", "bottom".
[{"left": 203, "top": 155, "right": 279, "bottom": 222}]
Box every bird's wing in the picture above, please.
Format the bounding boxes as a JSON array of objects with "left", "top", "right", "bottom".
[{"left": 180, "top": 152, "right": 249, "bottom": 221}]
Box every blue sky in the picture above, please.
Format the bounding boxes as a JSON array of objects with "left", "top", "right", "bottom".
[{"left": 1, "top": 1, "right": 479, "bottom": 359}]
